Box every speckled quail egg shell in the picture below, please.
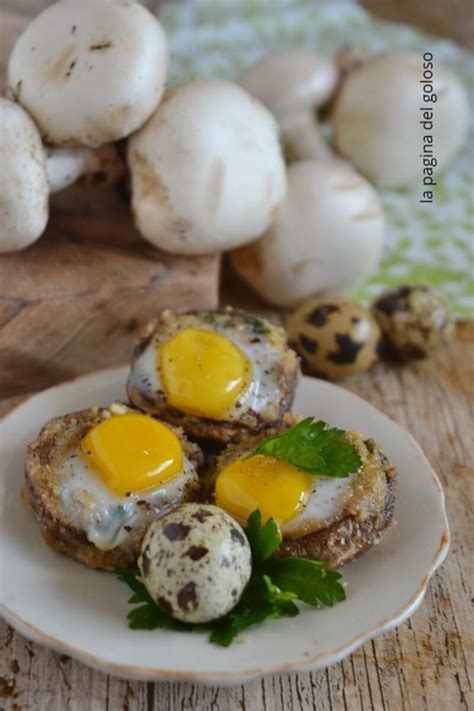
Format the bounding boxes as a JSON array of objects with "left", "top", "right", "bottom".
[
  {"left": 138, "top": 503, "right": 252, "bottom": 623},
  {"left": 128, "top": 311, "right": 297, "bottom": 426},
  {"left": 286, "top": 299, "right": 381, "bottom": 380},
  {"left": 372, "top": 285, "right": 455, "bottom": 360}
]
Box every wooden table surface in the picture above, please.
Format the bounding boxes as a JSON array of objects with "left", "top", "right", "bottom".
[{"left": 1, "top": 1, "right": 473, "bottom": 709}]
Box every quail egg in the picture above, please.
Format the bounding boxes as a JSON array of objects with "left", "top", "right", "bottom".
[
  {"left": 372, "top": 285, "right": 455, "bottom": 360},
  {"left": 138, "top": 503, "right": 252, "bottom": 623},
  {"left": 127, "top": 308, "right": 300, "bottom": 443},
  {"left": 286, "top": 298, "right": 381, "bottom": 380}
]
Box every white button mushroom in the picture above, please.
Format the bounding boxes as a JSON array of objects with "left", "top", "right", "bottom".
[
  {"left": 7, "top": 0, "right": 169, "bottom": 147},
  {"left": 238, "top": 49, "right": 339, "bottom": 162},
  {"left": 230, "top": 160, "right": 385, "bottom": 307},
  {"left": 138, "top": 504, "right": 252, "bottom": 624},
  {"left": 0, "top": 98, "right": 49, "bottom": 253},
  {"left": 332, "top": 51, "right": 469, "bottom": 186},
  {"left": 128, "top": 80, "right": 287, "bottom": 255}
]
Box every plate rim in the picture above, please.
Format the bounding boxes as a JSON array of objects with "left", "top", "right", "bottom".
[{"left": 0, "top": 365, "right": 450, "bottom": 684}]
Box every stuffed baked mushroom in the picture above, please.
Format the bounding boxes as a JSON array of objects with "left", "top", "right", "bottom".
[
  {"left": 127, "top": 308, "right": 300, "bottom": 443},
  {"left": 23, "top": 402, "right": 203, "bottom": 571},
  {"left": 209, "top": 414, "right": 397, "bottom": 568}
]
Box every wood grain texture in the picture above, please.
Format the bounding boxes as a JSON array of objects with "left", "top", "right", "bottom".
[
  {"left": 0, "top": 179, "right": 220, "bottom": 398},
  {"left": 1, "top": 323, "right": 472, "bottom": 711}
]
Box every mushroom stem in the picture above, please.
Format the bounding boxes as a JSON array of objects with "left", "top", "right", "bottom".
[
  {"left": 280, "top": 110, "right": 333, "bottom": 162},
  {"left": 238, "top": 50, "right": 339, "bottom": 165},
  {"left": 46, "top": 147, "right": 91, "bottom": 193},
  {"left": 46, "top": 143, "right": 127, "bottom": 193}
]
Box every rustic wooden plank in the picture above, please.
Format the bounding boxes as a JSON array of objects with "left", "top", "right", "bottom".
[
  {"left": 1, "top": 324, "right": 472, "bottom": 711},
  {"left": 0, "top": 182, "right": 220, "bottom": 398}
]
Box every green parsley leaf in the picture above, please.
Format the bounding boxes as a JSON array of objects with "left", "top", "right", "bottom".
[
  {"left": 245, "top": 509, "right": 282, "bottom": 563},
  {"left": 247, "top": 315, "right": 271, "bottom": 335},
  {"left": 261, "top": 558, "right": 346, "bottom": 607},
  {"left": 243, "top": 417, "right": 362, "bottom": 477},
  {"left": 117, "top": 566, "right": 299, "bottom": 647},
  {"left": 117, "top": 566, "right": 185, "bottom": 631},
  {"left": 116, "top": 565, "right": 148, "bottom": 599},
  {"left": 209, "top": 573, "right": 298, "bottom": 647}
]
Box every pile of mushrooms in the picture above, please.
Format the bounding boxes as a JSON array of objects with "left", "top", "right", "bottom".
[
  {"left": 2, "top": 0, "right": 169, "bottom": 252},
  {"left": 1, "top": 0, "right": 469, "bottom": 309}
]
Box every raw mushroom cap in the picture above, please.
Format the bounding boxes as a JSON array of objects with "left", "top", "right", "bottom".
[
  {"left": 239, "top": 49, "right": 338, "bottom": 162},
  {"left": 128, "top": 80, "right": 287, "bottom": 255},
  {"left": 231, "top": 160, "right": 385, "bottom": 307},
  {"left": 0, "top": 98, "right": 49, "bottom": 253},
  {"left": 238, "top": 48, "right": 338, "bottom": 120},
  {"left": 332, "top": 51, "right": 469, "bottom": 186},
  {"left": 7, "top": 0, "right": 169, "bottom": 147}
]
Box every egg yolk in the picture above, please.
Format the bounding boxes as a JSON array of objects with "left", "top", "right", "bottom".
[
  {"left": 215, "top": 455, "right": 312, "bottom": 524},
  {"left": 81, "top": 414, "right": 183, "bottom": 496},
  {"left": 158, "top": 328, "right": 252, "bottom": 420}
]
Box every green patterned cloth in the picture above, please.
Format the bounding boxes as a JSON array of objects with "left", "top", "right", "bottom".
[{"left": 158, "top": 0, "right": 473, "bottom": 316}]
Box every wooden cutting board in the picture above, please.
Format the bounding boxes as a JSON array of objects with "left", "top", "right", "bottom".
[{"left": 0, "top": 10, "right": 220, "bottom": 399}]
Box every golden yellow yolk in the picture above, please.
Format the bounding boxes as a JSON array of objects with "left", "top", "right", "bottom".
[
  {"left": 81, "top": 414, "right": 183, "bottom": 496},
  {"left": 215, "top": 455, "right": 312, "bottom": 524},
  {"left": 158, "top": 328, "right": 252, "bottom": 420}
]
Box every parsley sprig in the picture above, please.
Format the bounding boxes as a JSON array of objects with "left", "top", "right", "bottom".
[
  {"left": 117, "top": 510, "right": 346, "bottom": 647},
  {"left": 243, "top": 417, "right": 362, "bottom": 477}
]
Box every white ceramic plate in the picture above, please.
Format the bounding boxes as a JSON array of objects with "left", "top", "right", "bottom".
[{"left": 0, "top": 366, "right": 449, "bottom": 685}]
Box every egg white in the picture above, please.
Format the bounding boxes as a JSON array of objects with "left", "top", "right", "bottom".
[
  {"left": 279, "top": 472, "right": 357, "bottom": 539},
  {"left": 128, "top": 314, "right": 288, "bottom": 424},
  {"left": 58, "top": 449, "right": 198, "bottom": 551}
]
